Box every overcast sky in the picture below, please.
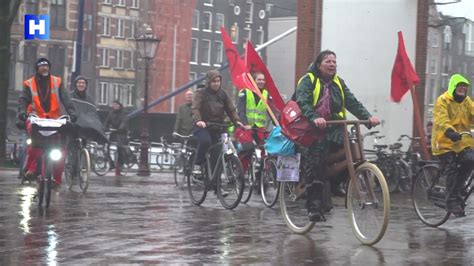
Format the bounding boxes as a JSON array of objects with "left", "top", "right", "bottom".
[{"left": 436, "top": 0, "right": 474, "bottom": 20}]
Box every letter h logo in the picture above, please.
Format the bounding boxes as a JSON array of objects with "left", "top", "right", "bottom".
[{"left": 24, "top": 15, "right": 50, "bottom": 40}]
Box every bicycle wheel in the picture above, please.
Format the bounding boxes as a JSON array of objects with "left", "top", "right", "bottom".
[
  {"left": 378, "top": 159, "right": 400, "bottom": 193},
  {"left": 78, "top": 148, "right": 90, "bottom": 192},
  {"left": 347, "top": 162, "right": 390, "bottom": 246},
  {"left": 38, "top": 178, "right": 45, "bottom": 208},
  {"left": 186, "top": 152, "right": 207, "bottom": 205},
  {"left": 92, "top": 148, "right": 109, "bottom": 176},
  {"left": 241, "top": 155, "right": 256, "bottom": 204},
  {"left": 217, "top": 154, "right": 245, "bottom": 210},
  {"left": 397, "top": 160, "right": 412, "bottom": 193},
  {"left": 156, "top": 152, "right": 176, "bottom": 170},
  {"left": 279, "top": 181, "right": 315, "bottom": 234},
  {"left": 261, "top": 157, "right": 279, "bottom": 208},
  {"left": 174, "top": 154, "right": 183, "bottom": 186},
  {"left": 412, "top": 165, "right": 450, "bottom": 227},
  {"left": 63, "top": 152, "right": 74, "bottom": 190}
]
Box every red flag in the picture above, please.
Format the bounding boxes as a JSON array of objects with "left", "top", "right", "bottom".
[
  {"left": 391, "top": 31, "right": 420, "bottom": 102},
  {"left": 220, "top": 27, "right": 255, "bottom": 91},
  {"left": 245, "top": 41, "right": 285, "bottom": 112}
]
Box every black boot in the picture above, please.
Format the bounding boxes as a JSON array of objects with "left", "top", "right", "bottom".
[{"left": 306, "top": 183, "right": 326, "bottom": 222}]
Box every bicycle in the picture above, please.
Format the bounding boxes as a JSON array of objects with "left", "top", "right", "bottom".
[
  {"left": 172, "top": 132, "right": 194, "bottom": 186},
  {"left": 154, "top": 136, "right": 178, "bottom": 171},
  {"left": 364, "top": 132, "right": 400, "bottom": 193},
  {"left": 412, "top": 131, "right": 473, "bottom": 227},
  {"left": 186, "top": 123, "right": 245, "bottom": 210},
  {"left": 88, "top": 141, "right": 110, "bottom": 176},
  {"left": 279, "top": 120, "right": 390, "bottom": 246},
  {"left": 397, "top": 134, "right": 423, "bottom": 193},
  {"left": 64, "top": 136, "right": 90, "bottom": 192},
  {"left": 28, "top": 114, "right": 71, "bottom": 208}
]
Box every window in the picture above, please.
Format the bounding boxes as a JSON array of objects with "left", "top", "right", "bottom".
[
  {"left": 116, "top": 50, "right": 123, "bottom": 68},
  {"left": 443, "top": 26, "right": 452, "bottom": 49},
  {"left": 23, "top": 45, "right": 37, "bottom": 79},
  {"left": 189, "top": 72, "right": 197, "bottom": 90},
  {"left": 130, "top": 21, "right": 136, "bottom": 38},
  {"left": 82, "top": 45, "right": 91, "bottom": 62},
  {"left": 256, "top": 28, "right": 264, "bottom": 45},
  {"left": 113, "top": 83, "right": 122, "bottom": 102},
  {"left": 102, "top": 17, "right": 110, "bottom": 35},
  {"left": 116, "top": 19, "right": 124, "bottom": 37},
  {"left": 132, "top": 0, "right": 140, "bottom": 8},
  {"left": 203, "top": 0, "right": 213, "bottom": 6},
  {"left": 201, "top": 40, "right": 210, "bottom": 65},
  {"left": 116, "top": 0, "right": 125, "bottom": 6},
  {"left": 431, "top": 32, "right": 438, "bottom": 48},
  {"left": 462, "top": 62, "right": 467, "bottom": 74},
  {"left": 125, "top": 84, "right": 134, "bottom": 106},
  {"left": 130, "top": 51, "right": 135, "bottom": 69},
  {"left": 50, "top": 0, "right": 66, "bottom": 29},
  {"left": 244, "top": 27, "right": 251, "bottom": 42},
  {"left": 429, "top": 58, "right": 437, "bottom": 74},
  {"left": 246, "top": 0, "right": 254, "bottom": 23},
  {"left": 202, "top": 12, "right": 212, "bottom": 31},
  {"left": 192, "top": 10, "right": 199, "bottom": 30},
  {"left": 102, "top": 0, "right": 111, "bottom": 4},
  {"left": 190, "top": 38, "right": 198, "bottom": 64},
  {"left": 99, "top": 82, "right": 109, "bottom": 105},
  {"left": 100, "top": 48, "right": 110, "bottom": 67},
  {"left": 48, "top": 45, "right": 65, "bottom": 78},
  {"left": 464, "top": 22, "right": 474, "bottom": 56},
  {"left": 231, "top": 24, "right": 239, "bottom": 43},
  {"left": 25, "top": 0, "right": 39, "bottom": 16},
  {"left": 215, "top": 13, "right": 225, "bottom": 32},
  {"left": 84, "top": 14, "right": 93, "bottom": 31},
  {"left": 214, "top": 41, "right": 223, "bottom": 65}
]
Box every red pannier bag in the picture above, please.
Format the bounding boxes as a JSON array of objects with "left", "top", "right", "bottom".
[{"left": 280, "top": 100, "right": 325, "bottom": 147}]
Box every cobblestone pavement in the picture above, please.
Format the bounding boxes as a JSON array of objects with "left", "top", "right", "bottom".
[{"left": 0, "top": 169, "right": 473, "bottom": 264}]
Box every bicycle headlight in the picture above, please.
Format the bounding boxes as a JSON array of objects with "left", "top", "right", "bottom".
[
  {"left": 49, "top": 149, "right": 62, "bottom": 161},
  {"left": 26, "top": 138, "right": 32, "bottom": 145}
]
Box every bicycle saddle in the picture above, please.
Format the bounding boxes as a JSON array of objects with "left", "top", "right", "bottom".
[
  {"left": 374, "top": 144, "right": 388, "bottom": 149},
  {"left": 389, "top": 143, "right": 403, "bottom": 150}
]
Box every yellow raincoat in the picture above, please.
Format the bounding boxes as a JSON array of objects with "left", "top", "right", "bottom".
[{"left": 431, "top": 74, "right": 474, "bottom": 155}]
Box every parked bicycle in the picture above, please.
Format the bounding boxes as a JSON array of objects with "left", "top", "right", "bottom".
[
  {"left": 154, "top": 136, "right": 178, "bottom": 171},
  {"left": 279, "top": 120, "right": 390, "bottom": 246},
  {"left": 412, "top": 131, "right": 473, "bottom": 227},
  {"left": 186, "top": 123, "right": 245, "bottom": 210},
  {"left": 172, "top": 132, "right": 194, "bottom": 186}
]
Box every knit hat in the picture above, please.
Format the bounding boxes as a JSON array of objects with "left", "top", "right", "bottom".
[{"left": 36, "top": 57, "right": 51, "bottom": 68}]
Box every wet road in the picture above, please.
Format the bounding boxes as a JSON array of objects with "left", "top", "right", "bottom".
[{"left": 0, "top": 169, "right": 473, "bottom": 265}]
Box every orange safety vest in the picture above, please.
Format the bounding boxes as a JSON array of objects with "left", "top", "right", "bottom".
[{"left": 24, "top": 75, "right": 62, "bottom": 119}]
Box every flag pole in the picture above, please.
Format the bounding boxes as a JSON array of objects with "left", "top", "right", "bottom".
[
  {"left": 410, "top": 85, "right": 430, "bottom": 160},
  {"left": 246, "top": 73, "right": 280, "bottom": 127}
]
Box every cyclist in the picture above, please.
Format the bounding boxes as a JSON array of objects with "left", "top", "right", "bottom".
[
  {"left": 431, "top": 73, "right": 474, "bottom": 217},
  {"left": 237, "top": 72, "right": 273, "bottom": 172},
  {"left": 295, "top": 50, "right": 380, "bottom": 222},
  {"left": 104, "top": 100, "right": 129, "bottom": 176},
  {"left": 192, "top": 69, "right": 243, "bottom": 174},
  {"left": 17, "top": 57, "right": 77, "bottom": 187},
  {"left": 68, "top": 76, "right": 107, "bottom": 173}
]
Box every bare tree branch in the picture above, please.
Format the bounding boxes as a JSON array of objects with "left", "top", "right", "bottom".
[{"left": 7, "top": 0, "right": 21, "bottom": 25}]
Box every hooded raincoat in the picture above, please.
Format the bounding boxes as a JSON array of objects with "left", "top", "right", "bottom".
[{"left": 431, "top": 74, "right": 474, "bottom": 155}]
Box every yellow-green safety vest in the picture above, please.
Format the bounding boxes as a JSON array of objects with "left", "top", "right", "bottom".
[
  {"left": 298, "top": 73, "right": 346, "bottom": 118},
  {"left": 245, "top": 89, "right": 269, "bottom": 128}
]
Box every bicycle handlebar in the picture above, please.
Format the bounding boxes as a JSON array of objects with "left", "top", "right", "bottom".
[
  {"left": 173, "top": 132, "right": 193, "bottom": 139},
  {"left": 398, "top": 134, "right": 422, "bottom": 141},
  {"left": 325, "top": 120, "right": 371, "bottom": 125}
]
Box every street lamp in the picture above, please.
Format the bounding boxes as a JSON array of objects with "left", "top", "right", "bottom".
[{"left": 135, "top": 26, "right": 160, "bottom": 176}]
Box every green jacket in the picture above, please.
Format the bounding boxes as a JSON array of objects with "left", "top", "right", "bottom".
[
  {"left": 296, "top": 62, "right": 372, "bottom": 144},
  {"left": 174, "top": 103, "right": 193, "bottom": 135}
]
